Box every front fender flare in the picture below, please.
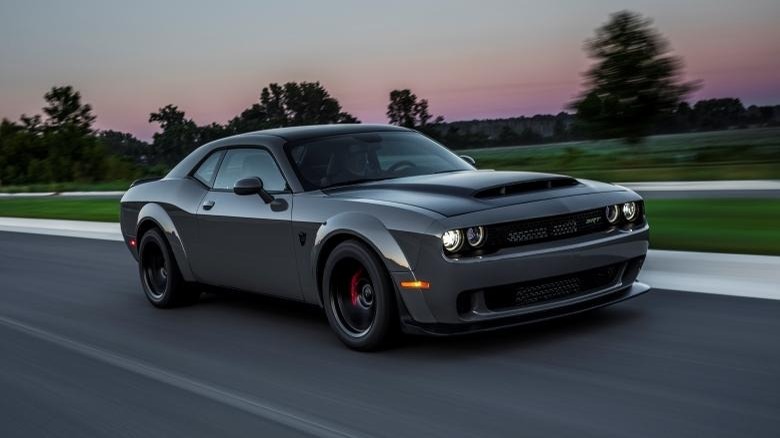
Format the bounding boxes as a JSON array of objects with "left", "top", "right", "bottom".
[
  {"left": 310, "top": 212, "right": 414, "bottom": 304},
  {"left": 312, "top": 212, "right": 413, "bottom": 275},
  {"left": 136, "top": 203, "right": 195, "bottom": 282},
  {"left": 310, "top": 212, "right": 437, "bottom": 323}
]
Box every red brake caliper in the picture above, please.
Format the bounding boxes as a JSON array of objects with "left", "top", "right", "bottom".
[{"left": 349, "top": 268, "right": 364, "bottom": 306}]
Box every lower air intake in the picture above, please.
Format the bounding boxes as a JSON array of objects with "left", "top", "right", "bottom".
[{"left": 482, "top": 262, "right": 624, "bottom": 311}]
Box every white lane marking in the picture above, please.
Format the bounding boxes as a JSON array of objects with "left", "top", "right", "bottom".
[
  {"left": 0, "top": 191, "right": 124, "bottom": 198},
  {"left": 0, "top": 192, "right": 56, "bottom": 198},
  {"left": 57, "top": 191, "right": 126, "bottom": 197},
  {"left": 619, "top": 180, "right": 780, "bottom": 192},
  {"left": 0, "top": 315, "right": 362, "bottom": 438},
  {"left": 1, "top": 217, "right": 778, "bottom": 301},
  {"left": 639, "top": 250, "right": 780, "bottom": 300},
  {"left": 0, "top": 218, "right": 123, "bottom": 241}
]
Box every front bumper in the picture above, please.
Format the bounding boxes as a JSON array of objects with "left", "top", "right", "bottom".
[
  {"left": 402, "top": 281, "right": 650, "bottom": 335},
  {"left": 392, "top": 222, "right": 650, "bottom": 334}
]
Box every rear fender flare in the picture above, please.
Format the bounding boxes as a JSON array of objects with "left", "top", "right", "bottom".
[{"left": 136, "top": 203, "right": 195, "bottom": 282}]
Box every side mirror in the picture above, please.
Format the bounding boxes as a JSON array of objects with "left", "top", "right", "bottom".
[
  {"left": 233, "top": 177, "right": 274, "bottom": 204},
  {"left": 459, "top": 155, "right": 476, "bottom": 166}
]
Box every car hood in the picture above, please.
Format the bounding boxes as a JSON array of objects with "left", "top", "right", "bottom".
[{"left": 323, "top": 170, "right": 625, "bottom": 217}]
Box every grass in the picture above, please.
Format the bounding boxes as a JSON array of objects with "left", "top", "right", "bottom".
[
  {"left": 462, "top": 127, "right": 780, "bottom": 182},
  {"left": 0, "top": 197, "right": 777, "bottom": 256},
  {"left": 0, "top": 198, "right": 120, "bottom": 222},
  {"left": 644, "top": 199, "right": 780, "bottom": 256}
]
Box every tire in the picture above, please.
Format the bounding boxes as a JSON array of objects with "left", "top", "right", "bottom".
[
  {"left": 138, "top": 228, "right": 200, "bottom": 308},
  {"left": 322, "top": 240, "right": 399, "bottom": 351}
]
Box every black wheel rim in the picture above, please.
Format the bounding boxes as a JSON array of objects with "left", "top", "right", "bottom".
[
  {"left": 142, "top": 241, "right": 168, "bottom": 299},
  {"left": 331, "top": 259, "right": 376, "bottom": 337}
]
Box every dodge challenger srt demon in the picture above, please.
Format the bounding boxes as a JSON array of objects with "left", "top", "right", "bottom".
[{"left": 120, "top": 124, "right": 650, "bottom": 350}]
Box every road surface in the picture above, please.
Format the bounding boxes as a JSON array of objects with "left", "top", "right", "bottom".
[{"left": 0, "top": 231, "right": 778, "bottom": 437}]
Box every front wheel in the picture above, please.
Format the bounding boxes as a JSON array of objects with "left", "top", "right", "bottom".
[
  {"left": 322, "top": 240, "right": 399, "bottom": 351},
  {"left": 138, "top": 228, "right": 200, "bottom": 308}
]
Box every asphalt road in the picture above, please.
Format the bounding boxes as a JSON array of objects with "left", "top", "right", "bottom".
[{"left": 1, "top": 232, "right": 778, "bottom": 437}]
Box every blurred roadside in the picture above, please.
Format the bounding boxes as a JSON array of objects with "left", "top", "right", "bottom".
[
  {"left": 462, "top": 128, "right": 780, "bottom": 183},
  {"left": 3, "top": 180, "right": 779, "bottom": 199},
  {"left": 0, "top": 182, "right": 777, "bottom": 256}
]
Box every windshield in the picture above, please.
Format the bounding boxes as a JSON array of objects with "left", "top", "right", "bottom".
[{"left": 286, "top": 131, "right": 474, "bottom": 191}]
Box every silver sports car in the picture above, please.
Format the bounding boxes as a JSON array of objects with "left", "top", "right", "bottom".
[{"left": 120, "top": 124, "right": 650, "bottom": 350}]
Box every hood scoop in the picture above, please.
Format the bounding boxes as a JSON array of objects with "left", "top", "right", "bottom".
[{"left": 474, "top": 177, "right": 579, "bottom": 199}]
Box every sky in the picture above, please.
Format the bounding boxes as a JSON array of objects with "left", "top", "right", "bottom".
[{"left": 1, "top": 0, "right": 779, "bottom": 140}]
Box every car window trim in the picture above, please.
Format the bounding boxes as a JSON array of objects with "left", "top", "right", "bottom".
[{"left": 210, "top": 145, "right": 292, "bottom": 194}]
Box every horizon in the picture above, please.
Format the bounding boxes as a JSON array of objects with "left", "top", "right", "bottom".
[{"left": 1, "top": 0, "right": 779, "bottom": 141}]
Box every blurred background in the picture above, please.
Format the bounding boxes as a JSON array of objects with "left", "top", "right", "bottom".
[{"left": 1, "top": 0, "right": 778, "bottom": 255}]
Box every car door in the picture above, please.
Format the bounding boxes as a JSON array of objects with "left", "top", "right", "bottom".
[{"left": 193, "top": 147, "right": 302, "bottom": 300}]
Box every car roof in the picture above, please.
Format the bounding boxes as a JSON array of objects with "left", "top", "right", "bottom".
[
  {"left": 237, "top": 123, "right": 412, "bottom": 142},
  {"left": 165, "top": 124, "right": 417, "bottom": 190}
]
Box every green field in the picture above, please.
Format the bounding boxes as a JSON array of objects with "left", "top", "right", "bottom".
[
  {"left": 645, "top": 199, "right": 780, "bottom": 256},
  {"left": 1, "top": 197, "right": 778, "bottom": 255},
  {"left": 462, "top": 127, "right": 780, "bottom": 182},
  {"left": 0, "top": 198, "right": 120, "bottom": 222}
]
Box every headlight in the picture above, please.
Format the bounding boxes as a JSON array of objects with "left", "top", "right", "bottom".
[
  {"left": 442, "top": 229, "right": 464, "bottom": 253},
  {"left": 465, "top": 226, "right": 486, "bottom": 247},
  {"left": 605, "top": 205, "right": 620, "bottom": 224},
  {"left": 622, "top": 202, "right": 638, "bottom": 222}
]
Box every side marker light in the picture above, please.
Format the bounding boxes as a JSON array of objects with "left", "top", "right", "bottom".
[{"left": 400, "top": 280, "right": 431, "bottom": 290}]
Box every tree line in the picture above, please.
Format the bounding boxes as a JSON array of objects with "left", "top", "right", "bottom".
[{"left": 1, "top": 11, "right": 778, "bottom": 186}]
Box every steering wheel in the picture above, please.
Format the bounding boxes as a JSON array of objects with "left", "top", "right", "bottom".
[{"left": 387, "top": 160, "right": 417, "bottom": 173}]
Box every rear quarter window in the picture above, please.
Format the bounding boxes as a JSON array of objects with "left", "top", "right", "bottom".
[{"left": 191, "top": 151, "right": 223, "bottom": 187}]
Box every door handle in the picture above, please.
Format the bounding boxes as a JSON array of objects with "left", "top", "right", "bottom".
[{"left": 202, "top": 200, "right": 215, "bottom": 210}]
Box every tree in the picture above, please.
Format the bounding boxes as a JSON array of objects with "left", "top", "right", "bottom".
[
  {"left": 148, "top": 105, "right": 199, "bottom": 166},
  {"left": 40, "top": 86, "right": 107, "bottom": 181},
  {"left": 229, "top": 82, "right": 358, "bottom": 132},
  {"left": 99, "top": 130, "right": 151, "bottom": 165},
  {"left": 227, "top": 103, "right": 271, "bottom": 134},
  {"left": 552, "top": 112, "right": 571, "bottom": 141},
  {"left": 42, "top": 86, "right": 96, "bottom": 134},
  {"left": 386, "top": 89, "right": 443, "bottom": 128},
  {"left": 570, "top": 11, "right": 698, "bottom": 143},
  {"left": 692, "top": 98, "right": 746, "bottom": 130},
  {"left": 0, "top": 86, "right": 117, "bottom": 184}
]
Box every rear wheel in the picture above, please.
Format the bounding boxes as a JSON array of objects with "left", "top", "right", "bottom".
[
  {"left": 138, "top": 228, "right": 199, "bottom": 307},
  {"left": 323, "top": 240, "right": 399, "bottom": 351}
]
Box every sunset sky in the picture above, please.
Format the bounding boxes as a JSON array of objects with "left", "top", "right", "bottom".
[{"left": 1, "top": 0, "right": 778, "bottom": 140}]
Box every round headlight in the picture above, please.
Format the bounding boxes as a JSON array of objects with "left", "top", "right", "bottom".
[
  {"left": 442, "top": 229, "right": 464, "bottom": 253},
  {"left": 465, "top": 226, "right": 486, "bottom": 247},
  {"left": 605, "top": 205, "right": 620, "bottom": 224},
  {"left": 622, "top": 202, "right": 638, "bottom": 222}
]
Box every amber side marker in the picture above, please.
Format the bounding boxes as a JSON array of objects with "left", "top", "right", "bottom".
[{"left": 400, "top": 280, "right": 430, "bottom": 290}]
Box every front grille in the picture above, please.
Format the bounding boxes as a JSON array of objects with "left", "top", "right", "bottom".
[
  {"left": 486, "top": 208, "right": 609, "bottom": 250},
  {"left": 481, "top": 262, "right": 624, "bottom": 311}
]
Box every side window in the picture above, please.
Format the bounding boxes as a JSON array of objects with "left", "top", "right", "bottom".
[
  {"left": 192, "top": 151, "right": 223, "bottom": 187},
  {"left": 213, "top": 148, "right": 287, "bottom": 192}
]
